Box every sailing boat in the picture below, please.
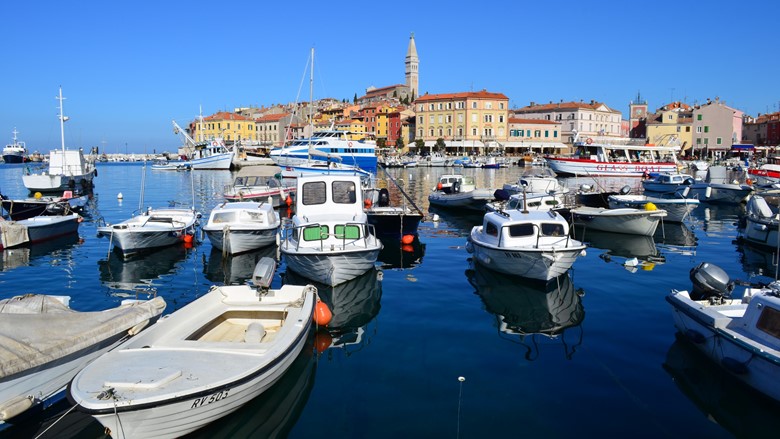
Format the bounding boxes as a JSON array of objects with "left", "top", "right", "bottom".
[
  {"left": 270, "top": 48, "right": 377, "bottom": 172},
  {"left": 22, "top": 87, "right": 97, "bottom": 194},
  {"left": 96, "top": 160, "right": 200, "bottom": 259}
]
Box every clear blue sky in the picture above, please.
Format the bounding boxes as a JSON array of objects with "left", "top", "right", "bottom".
[{"left": 3, "top": 1, "right": 778, "bottom": 154}]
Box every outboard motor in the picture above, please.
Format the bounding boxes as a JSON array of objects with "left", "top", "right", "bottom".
[
  {"left": 689, "top": 262, "right": 734, "bottom": 301},
  {"left": 377, "top": 188, "right": 390, "bottom": 207}
]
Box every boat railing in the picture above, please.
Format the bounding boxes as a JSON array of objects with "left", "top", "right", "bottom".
[{"left": 283, "top": 221, "right": 377, "bottom": 252}]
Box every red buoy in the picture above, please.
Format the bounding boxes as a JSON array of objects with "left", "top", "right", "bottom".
[
  {"left": 364, "top": 198, "right": 373, "bottom": 209},
  {"left": 401, "top": 234, "right": 415, "bottom": 245},
  {"left": 313, "top": 299, "right": 332, "bottom": 326},
  {"left": 437, "top": 182, "right": 443, "bottom": 190},
  {"left": 285, "top": 195, "right": 292, "bottom": 206},
  {"left": 314, "top": 330, "right": 333, "bottom": 353},
  {"left": 402, "top": 244, "right": 414, "bottom": 253},
  {"left": 183, "top": 234, "right": 194, "bottom": 244}
]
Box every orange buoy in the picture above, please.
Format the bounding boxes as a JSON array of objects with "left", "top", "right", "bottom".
[
  {"left": 364, "top": 198, "right": 373, "bottom": 209},
  {"left": 746, "top": 178, "right": 753, "bottom": 185},
  {"left": 314, "top": 330, "right": 333, "bottom": 353},
  {"left": 313, "top": 299, "right": 332, "bottom": 326},
  {"left": 401, "top": 234, "right": 415, "bottom": 245},
  {"left": 285, "top": 195, "right": 292, "bottom": 206},
  {"left": 437, "top": 182, "right": 443, "bottom": 190},
  {"left": 402, "top": 244, "right": 414, "bottom": 253},
  {"left": 183, "top": 234, "right": 194, "bottom": 244}
]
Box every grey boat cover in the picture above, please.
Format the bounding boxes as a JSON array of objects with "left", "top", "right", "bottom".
[
  {"left": 0, "top": 294, "right": 166, "bottom": 379},
  {"left": 0, "top": 221, "right": 29, "bottom": 248}
]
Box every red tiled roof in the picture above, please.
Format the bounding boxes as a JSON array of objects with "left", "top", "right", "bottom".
[
  {"left": 508, "top": 118, "right": 559, "bottom": 125},
  {"left": 203, "top": 111, "right": 251, "bottom": 121},
  {"left": 514, "top": 101, "right": 608, "bottom": 112},
  {"left": 416, "top": 90, "right": 509, "bottom": 101},
  {"left": 255, "top": 113, "right": 289, "bottom": 122}
]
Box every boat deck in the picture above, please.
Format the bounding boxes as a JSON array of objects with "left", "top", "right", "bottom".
[{"left": 188, "top": 310, "right": 286, "bottom": 343}]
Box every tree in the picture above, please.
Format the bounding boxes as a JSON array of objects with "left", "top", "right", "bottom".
[
  {"left": 396, "top": 136, "right": 405, "bottom": 150},
  {"left": 353, "top": 93, "right": 357, "bottom": 104},
  {"left": 435, "top": 138, "right": 447, "bottom": 152},
  {"left": 377, "top": 138, "right": 386, "bottom": 148},
  {"left": 415, "top": 139, "right": 425, "bottom": 150}
]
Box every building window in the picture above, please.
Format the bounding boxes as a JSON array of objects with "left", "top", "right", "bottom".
[
  {"left": 499, "top": 102, "right": 505, "bottom": 110},
  {"left": 686, "top": 127, "right": 691, "bottom": 132},
  {"left": 458, "top": 114, "right": 463, "bottom": 123},
  {"left": 544, "top": 130, "right": 549, "bottom": 138},
  {"left": 697, "top": 114, "right": 702, "bottom": 121},
  {"left": 429, "top": 116, "right": 434, "bottom": 124},
  {"left": 696, "top": 127, "right": 702, "bottom": 133},
  {"left": 472, "top": 128, "right": 477, "bottom": 135},
  {"left": 437, "top": 103, "right": 443, "bottom": 110},
  {"left": 668, "top": 115, "right": 673, "bottom": 120},
  {"left": 716, "top": 137, "right": 722, "bottom": 145},
  {"left": 472, "top": 114, "right": 477, "bottom": 123},
  {"left": 534, "top": 130, "right": 541, "bottom": 137},
  {"left": 676, "top": 126, "right": 681, "bottom": 132},
  {"left": 429, "top": 129, "right": 434, "bottom": 136},
  {"left": 419, "top": 116, "right": 423, "bottom": 124},
  {"left": 485, "top": 102, "right": 493, "bottom": 109},
  {"left": 446, "top": 115, "right": 452, "bottom": 123},
  {"left": 438, "top": 115, "right": 443, "bottom": 123},
  {"left": 484, "top": 114, "right": 493, "bottom": 123},
  {"left": 499, "top": 115, "right": 504, "bottom": 123},
  {"left": 704, "top": 138, "right": 709, "bottom": 145},
  {"left": 519, "top": 129, "right": 525, "bottom": 136},
  {"left": 472, "top": 102, "right": 478, "bottom": 109},
  {"left": 704, "top": 126, "right": 709, "bottom": 133},
  {"left": 696, "top": 138, "right": 701, "bottom": 145},
  {"left": 553, "top": 130, "right": 558, "bottom": 138}
]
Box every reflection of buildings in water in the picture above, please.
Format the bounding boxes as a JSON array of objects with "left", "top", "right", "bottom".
[
  {"left": 663, "top": 337, "right": 780, "bottom": 438},
  {"left": 204, "top": 245, "right": 279, "bottom": 285},
  {"left": 284, "top": 267, "right": 382, "bottom": 355},
  {"left": 186, "top": 338, "right": 317, "bottom": 439},
  {"left": 654, "top": 222, "right": 697, "bottom": 254},
  {"left": 377, "top": 236, "right": 426, "bottom": 269},
  {"left": 466, "top": 262, "right": 585, "bottom": 360},
  {"left": 0, "top": 234, "right": 81, "bottom": 272},
  {"left": 736, "top": 239, "right": 780, "bottom": 279},
  {"left": 99, "top": 244, "right": 187, "bottom": 292}
]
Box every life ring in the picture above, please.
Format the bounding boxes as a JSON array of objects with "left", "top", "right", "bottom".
[
  {"left": 348, "top": 141, "right": 353, "bottom": 147},
  {"left": 586, "top": 138, "right": 593, "bottom": 145},
  {"left": 211, "top": 141, "right": 218, "bottom": 147}
]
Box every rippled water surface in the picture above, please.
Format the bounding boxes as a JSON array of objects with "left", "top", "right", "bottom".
[{"left": 1, "top": 162, "right": 778, "bottom": 438}]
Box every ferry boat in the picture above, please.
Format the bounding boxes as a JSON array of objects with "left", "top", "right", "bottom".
[
  {"left": 545, "top": 133, "right": 681, "bottom": 177},
  {"left": 270, "top": 127, "right": 377, "bottom": 172},
  {"left": 2, "top": 128, "right": 27, "bottom": 164}
]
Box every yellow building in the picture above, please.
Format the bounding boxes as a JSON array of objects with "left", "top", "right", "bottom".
[
  {"left": 194, "top": 111, "right": 256, "bottom": 144},
  {"left": 645, "top": 102, "right": 693, "bottom": 150},
  {"left": 415, "top": 90, "right": 509, "bottom": 152},
  {"left": 335, "top": 119, "right": 366, "bottom": 141}
]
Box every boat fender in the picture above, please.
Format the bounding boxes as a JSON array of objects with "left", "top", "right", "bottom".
[
  {"left": 244, "top": 322, "right": 266, "bottom": 343},
  {"left": 644, "top": 202, "right": 657, "bottom": 211},
  {"left": 94, "top": 168, "right": 98, "bottom": 177},
  {"left": 128, "top": 319, "right": 150, "bottom": 336},
  {"left": 453, "top": 181, "right": 461, "bottom": 194},
  {"left": 401, "top": 234, "right": 415, "bottom": 245},
  {"left": 0, "top": 395, "right": 34, "bottom": 421},
  {"left": 364, "top": 198, "right": 373, "bottom": 209},
  {"left": 314, "top": 299, "right": 332, "bottom": 326},
  {"left": 705, "top": 186, "right": 712, "bottom": 199},
  {"left": 437, "top": 182, "right": 443, "bottom": 190}
]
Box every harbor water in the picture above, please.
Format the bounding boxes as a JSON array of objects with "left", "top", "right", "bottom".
[{"left": 1, "top": 162, "right": 778, "bottom": 438}]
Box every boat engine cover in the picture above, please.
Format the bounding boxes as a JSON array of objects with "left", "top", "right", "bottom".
[{"left": 689, "top": 262, "right": 734, "bottom": 301}]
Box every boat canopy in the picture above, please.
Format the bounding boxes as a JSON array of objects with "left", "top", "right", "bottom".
[{"left": 235, "top": 165, "right": 283, "bottom": 178}]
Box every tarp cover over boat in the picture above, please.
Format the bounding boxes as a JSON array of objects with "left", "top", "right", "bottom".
[
  {"left": 0, "top": 221, "right": 29, "bottom": 248},
  {"left": 0, "top": 295, "right": 166, "bottom": 378}
]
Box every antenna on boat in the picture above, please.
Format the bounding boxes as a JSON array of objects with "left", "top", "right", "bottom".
[
  {"left": 56, "top": 86, "right": 67, "bottom": 155},
  {"left": 139, "top": 155, "right": 147, "bottom": 213}
]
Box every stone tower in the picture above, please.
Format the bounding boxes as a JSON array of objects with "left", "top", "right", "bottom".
[
  {"left": 405, "top": 32, "right": 419, "bottom": 100},
  {"left": 629, "top": 91, "right": 648, "bottom": 138}
]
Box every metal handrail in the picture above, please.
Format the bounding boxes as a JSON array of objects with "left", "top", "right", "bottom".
[{"left": 282, "top": 221, "right": 378, "bottom": 252}]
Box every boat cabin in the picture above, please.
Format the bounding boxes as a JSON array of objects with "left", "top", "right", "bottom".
[
  {"left": 436, "top": 174, "right": 476, "bottom": 194},
  {"left": 652, "top": 173, "right": 694, "bottom": 185},
  {"left": 479, "top": 210, "right": 571, "bottom": 248},
  {"left": 505, "top": 193, "right": 562, "bottom": 211}
]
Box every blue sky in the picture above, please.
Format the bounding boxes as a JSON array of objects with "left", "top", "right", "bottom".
[{"left": 3, "top": 1, "right": 778, "bottom": 154}]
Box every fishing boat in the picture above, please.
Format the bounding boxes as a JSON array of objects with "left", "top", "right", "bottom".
[
  {"left": 223, "top": 165, "right": 294, "bottom": 206},
  {"left": 1, "top": 190, "right": 88, "bottom": 221},
  {"left": 747, "top": 163, "right": 780, "bottom": 186},
  {"left": 2, "top": 128, "right": 27, "bottom": 164},
  {"left": 172, "top": 119, "right": 234, "bottom": 170},
  {"left": 666, "top": 262, "right": 780, "bottom": 402},
  {"left": 22, "top": 88, "right": 97, "bottom": 193},
  {"left": 570, "top": 206, "right": 667, "bottom": 236},
  {"left": 502, "top": 170, "right": 566, "bottom": 196},
  {"left": 608, "top": 194, "right": 699, "bottom": 223},
  {"left": 280, "top": 173, "right": 383, "bottom": 286},
  {"left": 544, "top": 132, "right": 681, "bottom": 177},
  {"left": 467, "top": 209, "right": 587, "bottom": 281},
  {"left": 641, "top": 172, "right": 697, "bottom": 194},
  {"left": 0, "top": 294, "right": 165, "bottom": 423},
  {"left": 150, "top": 159, "right": 191, "bottom": 171},
  {"left": 202, "top": 201, "right": 280, "bottom": 255},
  {"left": 0, "top": 213, "right": 81, "bottom": 250},
  {"left": 427, "top": 174, "right": 496, "bottom": 211},
  {"left": 675, "top": 166, "right": 753, "bottom": 204},
  {"left": 69, "top": 258, "right": 316, "bottom": 439}
]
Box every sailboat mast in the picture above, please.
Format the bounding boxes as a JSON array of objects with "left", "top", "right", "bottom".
[
  {"left": 309, "top": 47, "right": 314, "bottom": 127},
  {"left": 58, "top": 87, "right": 66, "bottom": 154}
]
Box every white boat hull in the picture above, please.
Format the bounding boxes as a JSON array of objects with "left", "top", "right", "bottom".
[
  {"left": 608, "top": 195, "right": 699, "bottom": 223},
  {"left": 205, "top": 228, "right": 277, "bottom": 254},
  {"left": 571, "top": 207, "right": 666, "bottom": 236},
  {"left": 468, "top": 238, "right": 584, "bottom": 281},
  {"left": 428, "top": 189, "right": 495, "bottom": 211},
  {"left": 97, "top": 208, "right": 198, "bottom": 258},
  {"left": 282, "top": 247, "right": 381, "bottom": 286},
  {"left": 22, "top": 172, "right": 94, "bottom": 193},
  {"left": 190, "top": 152, "right": 233, "bottom": 170},
  {"left": 677, "top": 183, "right": 752, "bottom": 204},
  {"left": 546, "top": 157, "right": 678, "bottom": 177}
]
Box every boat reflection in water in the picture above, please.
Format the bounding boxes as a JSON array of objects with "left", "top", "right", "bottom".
[
  {"left": 0, "top": 234, "right": 81, "bottom": 272},
  {"left": 98, "top": 244, "right": 187, "bottom": 292},
  {"left": 466, "top": 261, "right": 585, "bottom": 360},
  {"left": 654, "top": 222, "right": 698, "bottom": 255},
  {"left": 185, "top": 337, "right": 317, "bottom": 439},
  {"left": 284, "top": 267, "right": 382, "bottom": 355},
  {"left": 377, "top": 236, "right": 426, "bottom": 269},
  {"left": 663, "top": 337, "right": 780, "bottom": 438},
  {"left": 691, "top": 203, "right": 744, "bottom": 235},
  {"left": 736, "top": 239, "right": 779, "bottom": 279},
  {"left": 204, "top": 245, "right": 279, "bottom": 285},
  {"left": 574, "top": 227, "right": 665, "bottom": 271}
]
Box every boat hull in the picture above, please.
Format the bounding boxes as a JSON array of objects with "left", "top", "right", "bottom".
[
  {"left": 608, "top": 195, "right": 699, "bottom": 223},
  {"left": 366, "top": 207, "right": 423, "bottom": 238},
  {"left": 2, "top": 153, "right": 25, "bottom": 164},
  {"left": 190, "top": 153, "right": 233, "bottom": 170},
  {"left": 571, "top": 208, "right": 665, "bottom": 236},
  {"left": 204, "top": 228, "right": 278, "bottom": 255},
  {"left": 282, "top": 247, "right": 381, "bottom": 286},
  {"left": 546, "top": 157, "right": 678, "bottom": 177},
  {"left": 468, "top": 238, "right": 584, "bottom": 281},
  {"left": 677, "top": 184, "right": 752, "bottom": 204},
  {"left": 428, "top": 189, "right": 494, "bottom": 211},
  {"left": 22, "top": 173, "right": 94, "bottom": 194},
  {"left": 97, "top": 209, "right": 198, "bottom": 258}
]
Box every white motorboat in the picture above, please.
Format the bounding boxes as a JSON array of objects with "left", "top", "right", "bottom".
[
  {"left": 150, "top": 159, "right": 191, "bottom": 171},
  {"left": 0, "top": 294, "right": 165, "bottom": 422},
  {"left": 70, "top": 258, "right": 316, "bottom": 439},
  {"left": 502, "top": 171, "right": 566, "bottom": 196},
  {"left": 486, "top": 191, "right": 567, "bottom": 213},
  {"left": 280, "top": 174, "right": 382, "bottom": 286},
  {"left": 0, "top": 213, "right": 81, "bottom": 250},
  {"left": 222, "top": 165, "right": 294, "bottom": 206},
  {"left": 1, "top": 190, "right": 88, "bottom": 221},
  {"left": 202, "top": 201, "right": 280, "bottom": 255},
  {"left": 467, "top": 209, "right": 586, "bottom": 281},
  {"left": 22, "top": 88, "right": 97, "bottom": 193},
  {"left": 740, "top": 194, "right": 780, "bottom": 249},
  {"left": 667, "top": 262, "right": 780, "bottom": 402},
  {"left": 278, "top": 149, "right": 371, "bottom": 180},
  {"left": 570, "top": 206, "right": 667, "bottom": 236},
  {"left": 608, "top": 194, "right": 699, "bottom": 223},
  {"left": 427, "top": 174, "right": 496, "bottom": 211},
  {"left": 189, "top": 139, "right": 235, "bottom": 170},
  {"left": 2, "top": 128, "right": 27, "bottom": 164},
  {"left": 675, "top": 166, "right": 753, "bottom": 204},
  {"left": 97, "top": 207, "right": 199, "bottom": 258},
  {"left": 641, "top": 172, "right": 696, "bottom": 194}
]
